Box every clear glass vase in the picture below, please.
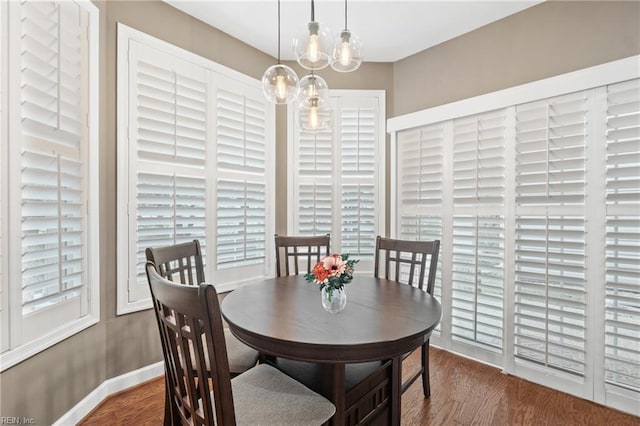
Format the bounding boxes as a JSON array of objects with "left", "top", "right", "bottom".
[{"left": 321, "top": 286, "right": 347, "bottom": 314}]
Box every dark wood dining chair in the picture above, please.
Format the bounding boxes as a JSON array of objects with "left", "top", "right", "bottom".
[
  {"left": 145, "top": 263, "right": 336, "bottom": 426},
  {"left": 374, "top": 236, "right": 440, "bottom": 397},
  {"left": 146, "top": 240, "right": 259, "bottom": 424},
  {"left": 274, "top": 233, "right": 331, "bottom": 277},
  {"left": 145, "top": 240, "right": 259, "bottom": 376}
]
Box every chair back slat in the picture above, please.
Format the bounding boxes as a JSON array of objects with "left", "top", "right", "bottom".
[
  {"left": 146, "top": 240, "right": 205, "bottom": 286},
  {"left": 274, "top": 234, "right": 331, "bottom": 277},
  {"left": 146, "top": 263, "right": 237, "bottom": 426},
  {"left": 374, "top": 236, "right": 440, "bottom": 294}
]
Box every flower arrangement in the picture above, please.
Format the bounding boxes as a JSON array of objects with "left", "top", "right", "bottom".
[{"left": 305, "top": 254, "right": 359, "bottom": 300}]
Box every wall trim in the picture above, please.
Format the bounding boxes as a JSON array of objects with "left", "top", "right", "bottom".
[{"left": 52, "top": 362, "right": 164, "bottom": 425}]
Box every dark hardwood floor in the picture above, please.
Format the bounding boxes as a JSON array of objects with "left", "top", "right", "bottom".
[{"left": 80, "top": 347, "right": 639, "bottom": 425}]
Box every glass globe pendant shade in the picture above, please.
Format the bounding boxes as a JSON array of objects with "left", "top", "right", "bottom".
[
  {"left": 331, "top": 30, "right": 363, "bottom": 72},
  {"left": 298, "top": 96, "right": 331, "bottom": 132},
  {"left": 293, "top": 21, "right": 332, "bottom": 70},
  {"left": 261, "top": 64, "right": 299, "bottom": 104},
  {"left": 298, "top": 74, "right": 329, "bottom": 104}
]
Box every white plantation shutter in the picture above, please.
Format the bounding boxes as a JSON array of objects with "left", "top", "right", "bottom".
[
  {"left": 135, "top": 173, "right": 206, "bottom": 287},
  {"left": 289, "top": 91, "right": 384, "bottom": 271},
  {"left": 515, "top": 92, "right": 587, "bottom": 206},
  {"left": 123, "top": 42, "right": 208, "bottom": 305},
  {"left": 451, "top": 216, "right": 504, "bottom": 351},
  {"left": 299, "top": 183, "right": 333, "bottom": 235},
  {"left": 605, "top": 217, "right": 640, "bottom": 391},
  {"left": 0, "top": 0, "right": 5, "bottom": 351},
  {"left": 216, "top": 180, "right": 265, "bottom": 267},
  {"left": 514, "top": 91, "right": 588, "bottom": 384},
  {"left": 389, "top": 59, "right": 640, "bottom": 415},
  {"left": 21, "top": 1, "right": 84, "bottom": 147},
  {"left": 117, "top": 25, "right": 275, "bottom": 311},
  {"left": 450, "top": 110, "right": 506, "bottom": 357},
  {"left": 19, "top": 0, "right": 91, "bottom": 340},
  {"left": 604, "top": 79, "right": 640, "bottom": 394},
  {"left": 453, "top": 111, "right": 506, "bottom": 205},
  {"left": 398, "top": 125, "right": 444, "bottom": 209},
  {"left": 2, "top": 0, "right": 98, "bottom": 366},
  {"left": 297, "top": 127, "right": 333, "bottom": 236},
  {"left": 514, "top": 216, "right": 586, "bottom": 375},
  {"left": 340, "top": 100, "right": 378, "bottom": 256},
  {"left": 396, "top": 124, "right": 444, "bottom": 330},
  {"left": 212, "top": 76, "right": 271, "bottom": 282}
]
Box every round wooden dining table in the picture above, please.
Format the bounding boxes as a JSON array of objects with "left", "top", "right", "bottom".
[{"left": 221, "top": 275, "right": 441, "bottom": 426}]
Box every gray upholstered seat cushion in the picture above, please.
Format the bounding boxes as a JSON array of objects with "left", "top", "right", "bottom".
[
  {"left": 224, "top": 328, "right": 259, "bottom": 374},
  {"left": 231, "top": 364, "right": 335, "bottom": 425}
]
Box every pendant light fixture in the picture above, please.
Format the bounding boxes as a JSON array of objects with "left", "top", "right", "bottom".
[
  {"left": 298, "top": 73, "right": 329, "bottom": 104},
  {"left": 298, "top": 94, "right": 332, "bottom": 132},
  {"left": 330, "top": 0, "right": 362, "bottom": 72},
  {"left": 293, "top": 0, "right": 331, "bottom": 70},
  {"left": 297, "top": 72, "right": 331, "bottom": 132},
  {"left": 262, "top": 0, "right": 299, "bottom": 104}
]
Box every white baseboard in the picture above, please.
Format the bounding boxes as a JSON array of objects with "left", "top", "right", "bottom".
[{"left": 53, "top": 361, "right": 164, "bottom": 425}]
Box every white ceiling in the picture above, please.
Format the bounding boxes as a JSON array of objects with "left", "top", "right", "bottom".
[{"left": 165, "top": 0, "right": 541, "bottom": 62}]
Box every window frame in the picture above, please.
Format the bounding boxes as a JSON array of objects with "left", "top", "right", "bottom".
[{"left": 0, "top": 0, "right": 100, "bottom": 372}]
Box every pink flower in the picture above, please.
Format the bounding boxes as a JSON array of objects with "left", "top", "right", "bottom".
[
  {"left": 322, "top": 254, "right": 346, "bottom": 277},
  {"left": 312, "top": 262, "right": 329, "bottom": 284}
]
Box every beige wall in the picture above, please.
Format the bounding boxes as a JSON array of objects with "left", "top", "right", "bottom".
[
  {"left": 0, "top": 1, "right": 391, "bottom": 424},
  {"left": 2, "top": 1, "right": 637, "bottom": 424},
  {"left": 393, "top": 1, "right": 640, "bottom": 116}
]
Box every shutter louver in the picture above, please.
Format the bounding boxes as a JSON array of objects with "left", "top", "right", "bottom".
[
  {"left": 340, "top": 104, "right": 378, "bottom": 256},
  {"left": 135, "top": 173, "right": 206, "bottom": 285},
  {"left": 20, "top": 1, "right": 88, "bottom": 316},
  {"left": 450, "top": 110, "right": 506, "bottom": 352},
  {"left": 299, "top": 131, "right": 332, "bottom": 177},
  {"left": 21, "top": 1, "right": 83, "bottom": 147},
  {"left": 516, "top": 92, "right": 587, "bottom": 206},
  {"left": 299, "top": 184, "right": 332, "bottom": 236},
  {"left": 453, "top": 111, "right": 506, "bottom": 205},
  {"left": 341, "top": 107, "right": 375, "bottom": 177},
  {"left": 514, "top": 91, "right": 588, "bottom": 377},
  {"left": 341, "top": 184, "right": 375, "bottom": 255},
  {"left": 397, "top": 123, "right": 445, "bottom": 330},
  {"left": 217, "top": 89, "right": 265, "bottom": 173},
  {"left": 606, "top": 79, "right": 640, "bottom": 207},
  {"left": 451, "top": 216, "right": 504, "bottom": 350},
  {"left": 605, "top": 217, "right": 640, "bottom": 391},
  {"left": 297, "top": 123, "right": 333, "bottom": 237},
  {"left": 398, "top": 124, "right": 444, "bottom": 207},
  {"left": 605, "top": 79, "right": 640, "bottom": 393},
  {"left": 514, "top": 216, "right": 586, "bottom": 375},
  {"left": 136, "top": 60, "right": 207, "bottom": 167},
  {"left": 214, "top": 83, "right": 268, "bottom": 271},
  {"left": 216, "top": 179, "right": 265, "bottom": 268},
  {"left": 131, "top": 46, "right": 208, "bottom": 300}
]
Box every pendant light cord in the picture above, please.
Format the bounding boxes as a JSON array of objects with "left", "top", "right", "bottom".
[
  {"left": 311, "top": 0, "right": 315, "bottom": 21},
  {"left": 277, "top": 0, "right": 281, "bottom": 64},
  {"left": 344, "top": 0, "right": 348, "bottom": 29}
]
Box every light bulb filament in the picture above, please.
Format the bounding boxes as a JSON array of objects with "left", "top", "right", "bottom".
[
  {"left": 275, "top": 74, "right": 287, "bottom": 100},
  {"left": 308, "top": 98, "right": 320, "bottom": 129},
  {"left": 307, "top": 34, "right": 320, "bottom": 63},
  {"left": 340, "top": 41, "right": 352, "bottom": 66}
]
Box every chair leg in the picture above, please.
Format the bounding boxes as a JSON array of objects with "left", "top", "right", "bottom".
[
  {"left": 163, "top": 376, "right": 172, "bottom": 426},
  {"left": 422, "top": 340, "right": 430, "bottom": 398}
]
